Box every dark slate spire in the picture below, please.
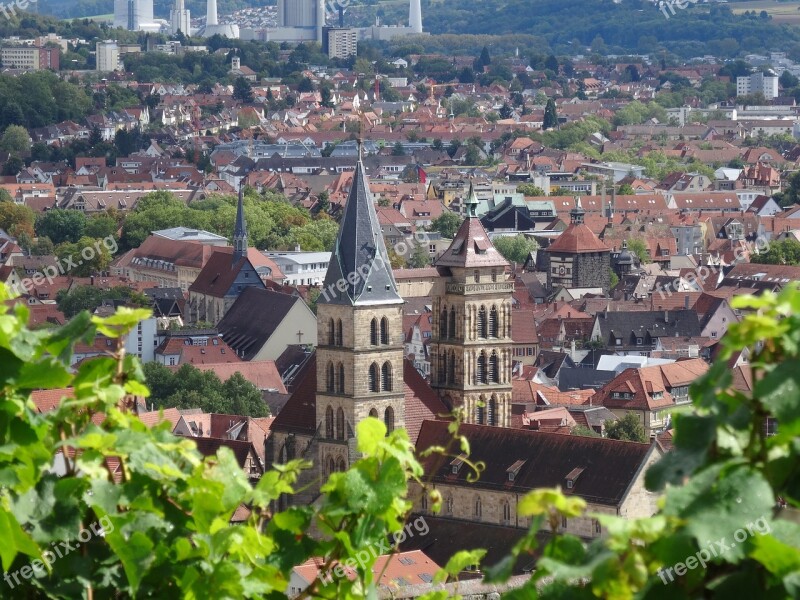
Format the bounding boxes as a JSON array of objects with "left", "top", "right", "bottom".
[
  {"left": 318, "top": 155, "right": 402, "bottom": 306},
  {"left": 233, "top": 182, "right": 248, "bottom": 263}
]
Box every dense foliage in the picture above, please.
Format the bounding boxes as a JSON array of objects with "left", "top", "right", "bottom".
[
  {"left": 120, "top": 190, "right": 338, "bottom": 251},
  {"left": 142, "top": 362, "right": 268, "bottom": 417},
  {"left": 1, "top": 269, "right": 800, "bottom": 598},
  {"left": 0, "top": 72, "right": 91, "bottom": 131}
]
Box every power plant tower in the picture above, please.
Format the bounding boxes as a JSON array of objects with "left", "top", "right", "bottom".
[
  {"left": 409, "top": 0, "right": 422, "bottom": 34},
  {"left": 201, "top": 0, "right": 239, "bottom": 38},
  {"left": 317, "top": 0, "right": 325, "bottom": 44},
  {"left": 170, "top": 0, "right": 190, "bottom": 35}
]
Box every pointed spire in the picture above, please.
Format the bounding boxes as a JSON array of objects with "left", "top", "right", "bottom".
[
  {"left": 318, "top": 157, "right": 402, "bottom": 307},
  {"left": 233, "top": 182, "right": 248, "bottom": 263},
  {"left": 570, "top": 197, "right": 585, "bottom": 225},
  {"left": 464, "top": 180, "right": 479, "bottom": 218}
]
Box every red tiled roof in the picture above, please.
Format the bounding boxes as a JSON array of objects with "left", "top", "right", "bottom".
[
  {"left": 435, "top": 217, "right": 509, "bottom": 269},
  {"left": 545, "top": 223, "right": 610, "bottom": 254}
]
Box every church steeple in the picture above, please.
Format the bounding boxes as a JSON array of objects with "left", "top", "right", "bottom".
[
  {"left": 318, "top": 155, "right": 402, "bottom": 306},
  {"left": 233, "top": 182, "right": 248, "bottom": 263}
]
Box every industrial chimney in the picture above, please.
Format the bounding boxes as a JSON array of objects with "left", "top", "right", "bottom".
[
  {"left": 409, "top": 0, "right": 422, "bottom": 33},
  {"left": 206, "top": 0, "right": 217, "bottom": 26}
]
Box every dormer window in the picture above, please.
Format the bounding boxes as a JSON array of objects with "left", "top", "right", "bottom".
[
  {"left": 565, "top": 467, "right": 584, "bottom": 490},
  {"left": 506, "top": 459, "right": 526, "bottom": 482},
  {"left": 450, "top": 454, "right": 466, "bottom": 475}
]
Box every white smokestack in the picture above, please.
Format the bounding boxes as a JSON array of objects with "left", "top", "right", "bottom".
[
  {"left": 317, "top": 0, "right": 325, "bottom": 44},
  {"left": 409, "top": 0, "right": 422, "bottom": 33},
  {"left": 207, "top": 0, "right": 217, "bottom": 26}
]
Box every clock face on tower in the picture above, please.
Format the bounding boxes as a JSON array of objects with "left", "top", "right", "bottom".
[{"left": 559, "top": 265, "right": 566, "bottom": 276}]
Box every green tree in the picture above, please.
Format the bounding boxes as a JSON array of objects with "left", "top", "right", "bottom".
[
  {"left": 617, "top": 183, "right": 635, "bottom": 195},
  {"left": 751, "top": 238, "right": 800, "bottom": 265},
  {"left": 392, "top": 141, "right": 405, "bottom": 156},
  {"left": 0, "top": 201, "right": 35, "bottom": 238},
  {"left": 55, "top": 236, "right": 114, "bottom": 277},
  {"left": 543, "top": 98, "right": 558, "bottom": 130},
  {"left": 84, "top": 213, "right": 119, "bottom": 240},
  {"left": 605, "top": 411, "right": 647, "bottom": 442},
  {"left": 56, "top": 285, "right": 149, "bottom": 318},
  {"left": 407, "top": 244, "right": 432, "bottom": 268},
  {"left": 430, "top": 211, "right": 463, "bottom": 239},
  {"left": 0, "top": 125, "right": 31, "bottom": 156},
  {"left": 571, "top": 425, "right": 601, "bottom": 438},
  {"left": 493, "top": 234, "right": 538, "bottom": 264},
  {"left": 35, "top": 209, "right": 87, "bottom": 245},
  {"left": 517, "top": 183, "right": 547, "bottom": 196},
  {"left": 233, "top": 76, "right": 254, "bottom": 104},
  {"left": 627, "top": 238, "right": 651, "bottom": 264}
]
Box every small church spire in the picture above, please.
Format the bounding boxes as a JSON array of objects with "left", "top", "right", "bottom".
[
  {"left": 464, "top": 179, "right": 479, "bottom": 218},
  {"left": 570, "top": 197, "right": 585, "bottom": 225},
  {"left": 233, "top": 182, "right": 248, "bottom": 263}
]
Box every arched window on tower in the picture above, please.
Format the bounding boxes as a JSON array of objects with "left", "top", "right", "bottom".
[
  {"left": 384, "top": 406, "right": 395, "bottom": 433},
  {"left": 445, "top": 494, "right": 454, "bottom": 515},
  {"left": 336, "top": 407, "right": 345, "bottom": 440},
  {"left": 327, "top": 318, "right": 335, "bottom": 345},
  {"left": 489, "top": 351, "right": 499, "bottom": 384},
  {"left": 325, "top": 406, "right": 334, "bottom": 438},
  {"left": 489, "top": 305, "right": 499, "bottom": 338},
  {"left": 326, "top": 362, "right": 334, "bottom": 392},
  {"left": 381, "top": 361, "right": 393, "bottom": 391},
  {"left": 337, "top": 363, "right": 345, "bottom": 394},
  {"left": 448, "top": 350, "right": 456, "bottom": 384},
  {"left": 369, "top": 408, "right": 378, "bottom": 418},
  {"left": 449, "top": 307, "right": 456, "bottom": 339},
  {"left": 477, "top": 306, "right": 487, "bottom": 339},
  {"left": 369, "top": 363, "right": 379, "bottom": 392},
  {"left": 335, "top": 319, "right": 343, "bottom": 346},
  {"left": 439, "top": 307, "right": 447, "bottom": 338},
  {"left": 380, "top": 317, "right": 390, "bottom": 344},
  {"left": 476, "top": 351, "right": 487, "bottom": 384},
  {"left": 337, "top": 458, "right": 346, "bottom": 472},
  {"left": 474, "top": 496, "right": 482, "bottom": 519},
  {"left": 488, "top": 396, "right": 498, "bottom": 426},
  {"left": 475, "top": 398, "right": 485, "bottom": 424},
  {"left": 370, "top": 318, "right": 378, "bottom": 345},
  {"left": 438, "top": 353, "right": 446, "bottom": 384},
  {"left": 327, "top": 456, "right": 335, "bottom": 477}
]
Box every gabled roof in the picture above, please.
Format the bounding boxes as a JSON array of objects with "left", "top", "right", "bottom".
[
  {"left": 416, "top": 421, "right": 656, "bottom": 506},
  {"left": 189, "top": 252, "right": 264, "bottom": 298},
  {"left": 218, "top": 288, "right": 306, "bottom": 361},
  {"left": 319, "top": 157, "right": 402, "bottom": 307}
]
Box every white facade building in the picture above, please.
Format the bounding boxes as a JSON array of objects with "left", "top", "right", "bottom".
[
  {"left": 263, "top": 251, "right": 331, "bottom": 286},
  {"left": 736, "top": 72, "right": 779, "bottom": 100},
  {"left": 96, "top": 41, "right": 122, "bottom": 72}
]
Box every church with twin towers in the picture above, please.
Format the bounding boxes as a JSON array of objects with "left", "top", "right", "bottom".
[{"left": 268, "top": 151, "right": 514, "bottom": 503}]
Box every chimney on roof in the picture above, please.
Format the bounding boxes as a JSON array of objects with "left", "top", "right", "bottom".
[
  {"left": 664, "top": 310, "right": 669, "bottom": 323},
  {"left": 684, "top": 294, "right": 690, "bottom": 309}
]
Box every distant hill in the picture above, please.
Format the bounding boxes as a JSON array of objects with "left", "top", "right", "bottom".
[
  {"left": 36, "top": 0, "right": 272, "bottom": 20},
  {"left": 368, "top": 0, "right": 800, "bottom": 58}
]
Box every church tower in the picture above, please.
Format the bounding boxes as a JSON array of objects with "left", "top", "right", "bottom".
[
  {"left": 430, "top": 183, "right": 514, "bottom": 427},
  {"left": 314, "top": 151, "right": 405, "bottom": 472},
  {"left": 233, "top": 183, "right": 248, "bottom": 263}
]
